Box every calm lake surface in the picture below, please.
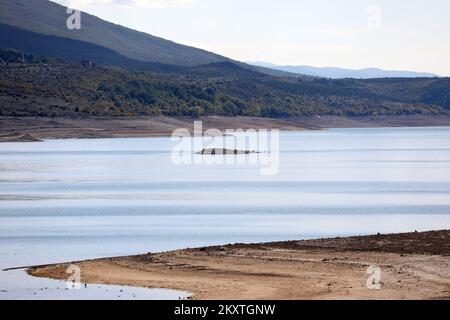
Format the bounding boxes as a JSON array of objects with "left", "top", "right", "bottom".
[{"left": 1, "top": 127, "right": 450, "bottom": 299}]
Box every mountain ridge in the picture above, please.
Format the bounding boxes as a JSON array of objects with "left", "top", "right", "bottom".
[
  {"left": 0, "top": 0, "right": 228, "bottom": 66},
  {"left": 0, "top": 1, "right": 449, "bottom": 119},
  {"left": 250, "top": 61, "right": 438, "bottom": 79}
]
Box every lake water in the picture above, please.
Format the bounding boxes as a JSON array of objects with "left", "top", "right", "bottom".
[{"left": 1, "top": 126, "right": 450, "bottom": 299}]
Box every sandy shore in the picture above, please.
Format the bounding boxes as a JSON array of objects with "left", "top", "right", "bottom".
[
  {"left": 2, "top": 114, "right": 450, "bottom": 142},
  {"left": 28, "top": 230, "right": 450, "bottom": 300}
]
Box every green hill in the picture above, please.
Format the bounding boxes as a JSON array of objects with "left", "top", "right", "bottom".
[{"left": 1, "top": 49, "right": 449, "bottom": 118}]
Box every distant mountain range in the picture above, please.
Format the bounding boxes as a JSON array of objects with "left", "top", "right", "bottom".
[{"left": 249, "top": 62, "right": 437, "bottom": 79}]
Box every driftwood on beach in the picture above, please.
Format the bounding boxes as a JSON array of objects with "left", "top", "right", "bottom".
[
  {"left": 0, "top": 133, "right": 42, "bottom": 143},
  {"left": 195, "top": 148, "right": 260, "bottom": 155}
]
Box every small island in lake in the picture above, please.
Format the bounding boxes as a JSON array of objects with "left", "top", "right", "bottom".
[{"left": 196, "top": 148, "right": 261, "bottom": 155}]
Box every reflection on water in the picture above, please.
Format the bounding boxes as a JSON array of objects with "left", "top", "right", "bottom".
[
  {"left": 0, "top": 269, "right": 190, "bottom": 300},
  {"left": 1, "top": 127, "right": 450, "bottom": 299}
]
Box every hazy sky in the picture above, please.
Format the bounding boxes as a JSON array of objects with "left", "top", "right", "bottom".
[{"left": 53, "top": 0, "right": 450, "bottom": 75}]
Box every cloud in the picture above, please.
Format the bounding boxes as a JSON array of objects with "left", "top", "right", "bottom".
[{"left": 61, "top": 0, "right": 198, "bottom": 9}]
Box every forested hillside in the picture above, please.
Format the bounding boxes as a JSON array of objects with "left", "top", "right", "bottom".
[{"left": 1, "top": 49, "right": 449, "bottom": 118}]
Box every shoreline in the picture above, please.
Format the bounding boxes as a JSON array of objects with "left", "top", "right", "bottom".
[
  {"left": 2, "top": 114, "right": 450, "bottom": 142},
  {"left": 27, "top": 230, "right": 450, "bottom": 300}
]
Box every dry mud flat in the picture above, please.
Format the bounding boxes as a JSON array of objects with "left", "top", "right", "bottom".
[
  {"left": 3, "top": 114, "right": 450, "bottom": 142},
  {"left": 29, "top": 230, "right": 450, "bottom": 300}
]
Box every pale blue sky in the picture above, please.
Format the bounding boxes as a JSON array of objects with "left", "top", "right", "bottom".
[{"left": 53, "top": 0, "right": 450, "bottom": 75}]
